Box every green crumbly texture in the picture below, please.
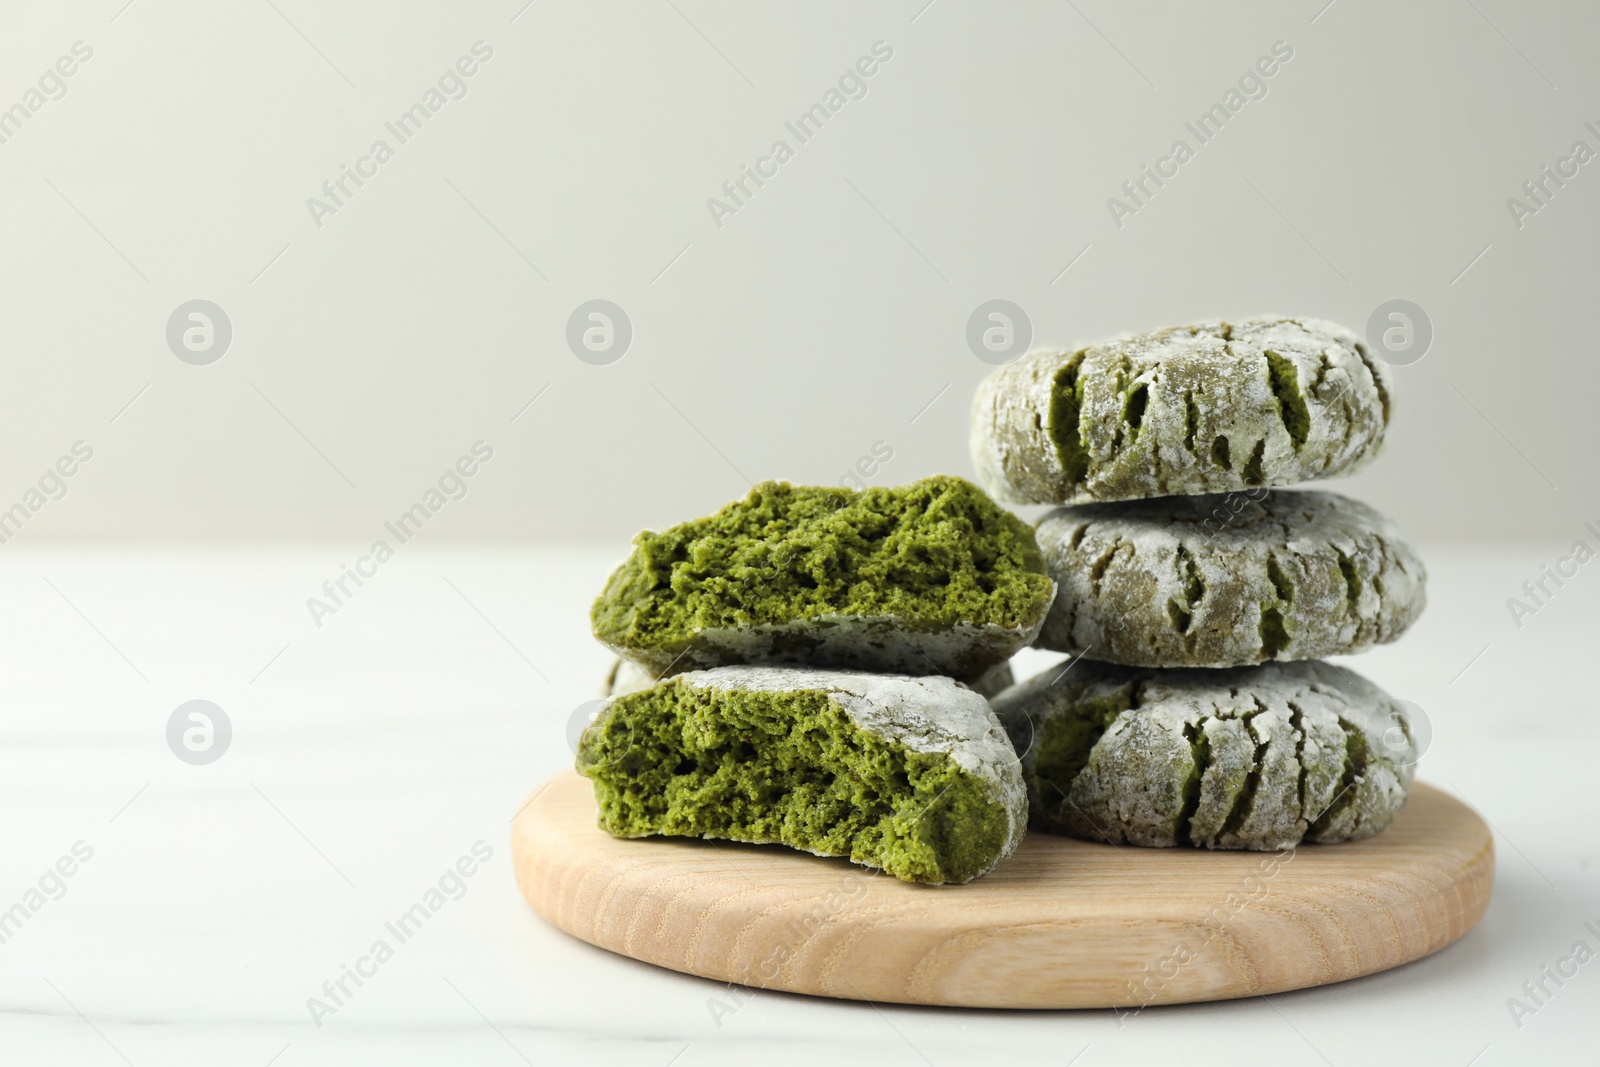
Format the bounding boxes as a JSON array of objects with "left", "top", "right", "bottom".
[
  {"left": 591, "top": 474, "right": 1054, "bottom": 658},
  {"left": 576, "top": 681, "right": 1011, "bottom": 884}
]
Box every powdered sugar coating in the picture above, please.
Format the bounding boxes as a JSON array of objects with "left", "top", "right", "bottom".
[
  {"left": 604, "top": 607, "right": 1051, "bottom": 680},
  {"left": 599, "top": 657, "right": 657, "bottom": 698},
  {"left": 1034, "top": 489, "right": 1426, "bottom": 667},
  {"left": 971, "top": 316, "right": 1391, "bottom": 504},
  {"left": 991, "top": 659, "right": 1416, "bottom": 850}
]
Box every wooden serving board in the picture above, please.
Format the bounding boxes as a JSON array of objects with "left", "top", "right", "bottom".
[{"left": 513, "top": 771, "right": 1492, "bottom": 1009}]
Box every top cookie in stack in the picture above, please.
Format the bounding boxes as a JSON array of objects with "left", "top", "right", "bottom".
[
  {"left": 971, "top": 316, "right": 1389, "bottom": 506},
  {"left": 969, "top": 315, "right": 1425, "bottom": 669}
]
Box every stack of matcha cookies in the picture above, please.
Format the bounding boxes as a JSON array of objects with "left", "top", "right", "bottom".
[
  {"left": 573, "top": 315, "right": 1425, "bottom": 886},
  {"left": 974, "top": 316, "right": 1426, "bottom": 850},
  {"left": 577, "top": 476, "right": 1056, "bottom": 884}
]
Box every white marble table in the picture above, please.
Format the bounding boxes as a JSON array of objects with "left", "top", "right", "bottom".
[{"left": 0, "top": 545, "right": 1594, "bottom": 1065}]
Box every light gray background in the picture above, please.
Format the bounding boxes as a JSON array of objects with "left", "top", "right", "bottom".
[{"left": 1, "top": 0, "right": 1594, "bottom": 547}]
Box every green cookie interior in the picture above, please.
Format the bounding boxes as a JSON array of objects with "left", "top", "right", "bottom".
[
  {"left": 591, "top": 475, "right": 1054, "bottom": 669},
  {"left": 576, "top": 679, "right": 1013, "bottom": 884}
]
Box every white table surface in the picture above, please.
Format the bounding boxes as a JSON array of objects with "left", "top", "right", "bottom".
[{"left": 1, "top": 544, "right": 1595, "bottom": 1066}]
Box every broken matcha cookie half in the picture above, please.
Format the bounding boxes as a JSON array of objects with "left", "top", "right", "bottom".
[
  {"left": 970, "top": 316, "right": 1390, "bottom": 505},
  {"left": 591, "top": 475, "right": 1056, "bottom": 678},
  {"left": 576, "top": 666, "right": 1028, "bottom": 884},
  {"left": 1034, "top": 489, "right": 1426, "bottom": 668},
  {"left": 991, "top": 659, "right": 1416, "bottom": 850}
]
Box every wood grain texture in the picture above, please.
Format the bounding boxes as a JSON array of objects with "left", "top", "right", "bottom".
[{"left": 513, "top": 771, "right": 1492, "bottom": 1009}]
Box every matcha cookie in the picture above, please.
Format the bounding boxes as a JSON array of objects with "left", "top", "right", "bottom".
[
  {"left": 971, "top": 316, "right": 1391, "bottom": 505},
  {"left": 591, "top": 476, "right": 1057, "bottom": 678},
  {"left": 1034, "top": 489, "right": 1425, "bottom": 667},
  {"left": 991, "top": 659, "right": 1415, "bottom": 850},
  {"left": 577, "top": 666, "right": 1027, "bottom": 884}
]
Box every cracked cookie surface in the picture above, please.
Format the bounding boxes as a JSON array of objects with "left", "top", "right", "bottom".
[
  {"left": 990, "top": 659, "right": 1416, "bottom": 850},
  {"left": 970, "top": 316, "right": 1391, "bottom": 505},
  {"left": 1034, "top": 489, "right": 1426, "bottom": 667}
]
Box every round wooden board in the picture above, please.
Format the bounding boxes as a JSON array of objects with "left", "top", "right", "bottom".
[{"left": 512, "top": 771, "right": 1493, "bottom": 1009}]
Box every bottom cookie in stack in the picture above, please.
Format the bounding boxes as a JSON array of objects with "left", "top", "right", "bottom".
[{"left": 990, "top": 659, "right": 1416, "bottom": 851}]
